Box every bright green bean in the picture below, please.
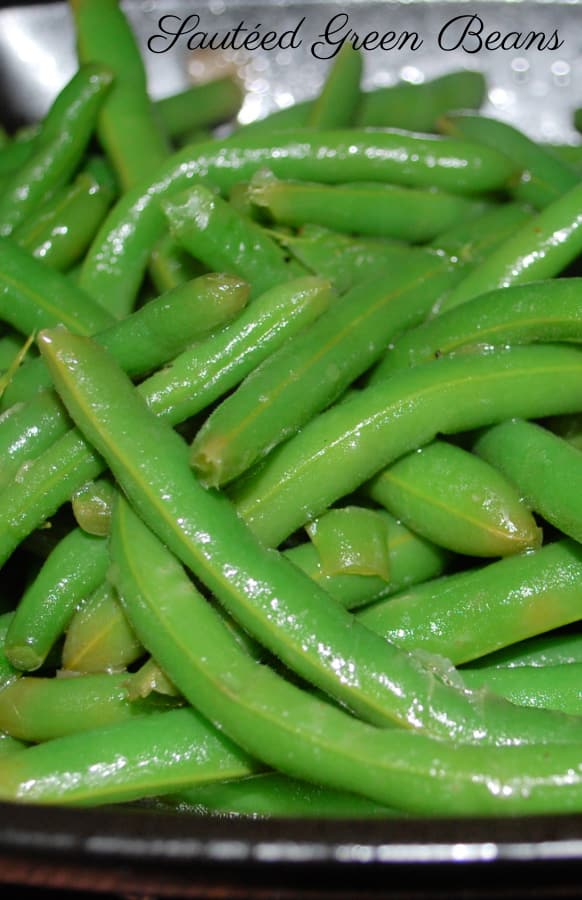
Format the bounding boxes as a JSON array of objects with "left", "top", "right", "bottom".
[
  {"left": 430, "top": 203, "right": 531, "bottom": 264},
  {"left": 191, "top": 254, "right": 460, "bottom": 487},
  {"left": 366, "top": 439, "right": 540, "bottom": 557},
  {"left": 358, "top": 540, "right": 582, "bottom": 665},
  {"left": 467, "top": 632, "right": 582, "bottom": 670},
  {"left": 80, "top": 129, "right": 516, "bottom": 314},
  {"left": 0, "top": 707, "right": 258, "bottom": 806},
  {"left": 371, "top": 279, "right": 582, "bottom": 383},
  {"left": 0, "top": 672, "right": 175, "bottom": 742},
  {"left": 474, "top": 419, "right": 582, "bottom": 543},
  {"left": 156, "top": 77, "right": 243, "bottom": 139},
  {"left": 307, "top": 45, "right": 362, "bottom": 128},
  {"left": 462, "top": 665, "right": 582, "bottom": 718},
  {"left": 232, "top": 345, "right": 582, "bottom": 548},
  {"left": 36, "top": 329, "right": 582, "bottom": 746},
  {"left": 249, "top": 172, "right": 484, "bottom": 243},
  {"left": 5, "top": 527, "right": 109, "bottom": 671},
  {"left": 0, "top": 65, "right": 113, "bottom": 236}
]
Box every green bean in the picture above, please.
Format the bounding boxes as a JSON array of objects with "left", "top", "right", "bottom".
[
  {"left": 106, "top": 497, "right": 582, "bottom": 815},
  {"left": 1, "top": 271, "right": 248, "bottom": 414},
  {"left": 474, "top": 419, "right": 582, "bottom": 543},
  {"left": 286, "top": 515, "right": 449, "bottom": 610},
  {"left": 276, "top": 225, "right": 421, "bottom": 294},
  {"left": 467, "top": 632, "right": 582, "bottom": 670},
  {"left": 149, "top": 233, "right": 206, "bottom": 293},
  {"left": 370, "top": 279, "right": 582, "bottom": 383},
  {"left": 356, "top": 71, "right": 486, "bottom": 130},
  {"left": 0, "top": 238, "right": 114, "bottom": 338},
  {"left": 461, "top": 665, "right": 582, "bottom": 718},
  {"left": 72, "top": 478, "right": 115, "bottom": 536},
  {"left": 71, "top": 0, "right": 169, "bottom": 191},
  {"left": 545, "top": 142, "right": 582, "bottom": 174},
  {"left": 61, "top": 581, "right": 142, "bottom": 674},
  {"left": 0, "top": 672, "right": 176, "bottom": 743},
  {"left": 306, "top": 507, "right": 391, "bottom": 579},
  {"left": 0, "top": 334, "right": 34, "bottom": 404},
  {"left": 35, "top": 329, "right": 582, "bottom": 746},
  {"left": 156, "top": 77, "right": 243, "bottom": 139},
  {"left": 163, "top": 184, "right": 305, "bottom": 299},
  {"left": 0, "top": 138, "right": 36, "bottom": 178},
  {"left": 12, "top": 172, "right": 114, "bottom": 272},
  {"left": 438, "top": 182, "right": 582, "bottom": 312},
  {"left": 307, "top": 45, "right": 362, "bottom": 128},
  {"left": 0, "top": 65, "right": 113, "bottom": 236},
  {"left": 236, "top": 100, "right": 313, "bottom": 136},
  {"left": 440, "top": 113, "right": 579, "bottom": 209},
  {"left": 366, "top": 439, "right": 540, "bottom": 557},
  {"left": 0, "top": 707, "right": 258, "bottom": 806},
  {"left": 430, "top": 203, "right": 532, "bottom": 264},
  {"left": 173, "top": 773, "right": 396, "bottom": 819},
  {"left": 191, "top": 254, "right": 460, "bottom": 487},
  {"left": 358, "top": 540, "right": 582, "bottom": 665},
  {"left": 80, "top": 129, "right": 516, "bottom": 314},
  {"left": 249, "top": 172, "right": 484, "bottom": 243},
  {"left": 5, "top": 527, "right": 109, "bottom": 672},
  {"left": 0, "top": 614, "right": 20, "bottom": 691},
  {"left": 0, "top": 734, "right": 25, "bottom": 757},
  {"left": 0, "top": 278, "right": 331, "bottom": 562},
  {"left": 232, "top": 345, "right": 582, "bottom": 548},
  {"left": 0, "top": 333, "right": 28, "bottom": 372}
]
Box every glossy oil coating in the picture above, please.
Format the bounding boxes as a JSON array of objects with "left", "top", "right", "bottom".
[{"left": 33, "top": 328, "right": 582, "bottom": 747}]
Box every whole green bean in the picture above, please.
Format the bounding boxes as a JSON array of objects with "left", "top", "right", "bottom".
[
  {"left": 12, "top": 172, "right": 114, "bottom": 272},
  {"left": 366, "top": 439, "right": 540, "bottom": 557},
  {"left": 232, "top": 345, "right": 582, "bottom": 548},
  {"left": 0, "top": 278, "right": 331, "bottom": 562},
  {"left": 358, "top": 540, "right": 582, "bottom": 665},
  {"left": 0, "top": 238, "right": 114, "bottom": 338},
  {"left": 35, "top": 329, "right": 582, "bottom": 746},
  {"left": 156, "top": 76, "right": 243, "bottom": 139},
  {"left": 440, "top": 112, "right": 579, "bottom": 209},
  {"left": 286, "top": 515, "right": 448, "bottom": 610},
  {"left": 474, "top": 419, "right": 582, "bottom": 543},
  {"left": 307, "top": 45, "right": 362, "bottom": 128},
  {"left": 62, "top": 581, "right": 142, "bottom": 674},
  {"left": 163, "top": 184, "right": 305, "bottom": 299},
  {"left": 191, "top": 254, "right": 460, "bottom": 487},
  {"left": 438, "top": 181, "right": 582, "bottom": 312},
  {"left": 356, "top": 71, "right": 486, "bottom": 130},
  {"left": 5, "top": 527, "right": 109, "bottom": 671},
  {"left": 71, "top": 0, "right": 169, "bottom": 191},
  {"left": 0, "top": 707, "right": 258, "bottom": 806},
  {"left": 249, "top": 172, "right": 484, "bottom": 243},
  {"left": 80, "top": 129, "right": 516, "bottom": 314},
  {"left": 107, "top": 497, "right": 582, "bottom": 815},
  {"left": 0, "top": 672, "right": 175, "bottom": 742},
  {"left": 370, "top": 279, "right": 582, "bottom": 383},
  {"left": 0, "top": 65, "right": 113, "bottom": 236}
]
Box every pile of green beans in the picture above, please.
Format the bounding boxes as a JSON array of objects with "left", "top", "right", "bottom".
[{"left": 3, "top": 0, "right": 582, "bottom": 819}]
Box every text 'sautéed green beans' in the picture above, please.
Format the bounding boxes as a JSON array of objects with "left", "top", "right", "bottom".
[
  {"left": 80, "top": 129, "right": 516, "bottom": 314},
  {"left": 357, "top": 540, "right": 582, "bottom": 665},
  {"left": 232, "top": 345, "right": 582, "bottom": 548},
  {"left": 474, "top": 419, "right": 582, "bottom": 544},
  {"left": 35, "top": 329, "right": 582, "bottom": 747},
  {"left": 191, "top": 254, "right": 460, "bottom": 487},
  {"left": 366, "top": 439, "right": 540, "bottom": 557}
]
